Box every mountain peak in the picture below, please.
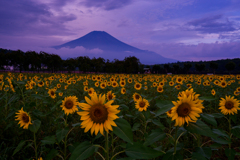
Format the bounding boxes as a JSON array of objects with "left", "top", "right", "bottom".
[{"left": 53, "top": 31, "right": 178, "bottom": 64}]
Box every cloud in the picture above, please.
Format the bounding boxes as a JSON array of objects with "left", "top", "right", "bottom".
[
  {"left": 0, "top": 0, "right": 77, "bottom": 36},
  {"left": 187, "top": 15, "right": 237, "bottom": 34},
  {"left": 80, "top": 0, "right": 133, "bottom": 10}
]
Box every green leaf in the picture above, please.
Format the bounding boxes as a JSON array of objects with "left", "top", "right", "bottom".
[
  {"left": 163, "top": 151, "right": 183, "bottom": 160},
  {"left": 69, "top": 141, "right": 98, "bottom": 160},
  {"left": 184, "top": 120, "right": 216, "bottom": 138},
  {"left": 72, "top": 123, "right": 81, "bottom": 127},
  {"left": 225, "top": 148, "right": 236, "bottom": 160},
  {"left": 144, "top": 129, "right": 166, "bottom": 146},
  {"left": 56, "top": 128, "right": 69, "bottom": 143},
  {"left": 155, "top": 104, "right": 173, "bottom": 117},
  {"left": 199, "top": 96, "right": 216, "bottom": 101},
  {"left": 212, "top": 129, "right": 230, "bottom": 139},
  {"left": 45, "top": 149, "right": 58, "bottom": 160},
  {"left": 12, "top": 140, "right": 26, "bottom": 156},
  {"left": 126, "top": 142, "right": 163, "bottom": 159},
  {"left": 212, "top": 137, "right": 231, "bottom": 144},
  {"left": 51, "top": 100, "right": 63, "bottom": 111},
  {"left": 113, "top": 118, "right": 133, "bottom": 144},
  {"left": 196, "top": 147, "right": 212, "bottom": 159},
  {"left": 132, "top": 123, "right": 141, "bottom": 131},
  {"left": 31, "top": 94, "right": 44, "bottom": 100},
  {"left": 151, "top": 119, "right": 165, "bottom": 130},
  {"left": 120, "top": 104, "right": 129, "bottom": 110},
  {"left": 32, "top": 110, "right": 45, "bottom": 117},
  {"left": 41, "top": 136, "right": 56, "bottom": 145},
  {"left": 201, "top": 114, "right": 217, "bottom": 127},
  {"left": 232, "top": 125, "right": 240, "bottom": 138},
  {"left": 192, "top": 152, "right": 207, "bottom": 160},
  {"left": 5, "top": 95, "right": 19, "bottom": 107},
  {"left": 29, "top": 120, "right": 41, "bottom": 133},
  {"left": 230, "top": 114, "right": 237, "bottom": 123},
  {"left": 211, "top": 113, "right": 224, "bottom": 118}
]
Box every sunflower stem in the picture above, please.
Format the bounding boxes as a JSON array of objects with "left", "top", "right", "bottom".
[
  {"left": 173, "top": 126, "right": 179, "bottom": 155},
  {"left": 105, "top": 132, "right": 109, "bottom": 160},
  {"left": 229, "top": 117, "right": 231, "bottom": 149},
  {"left": 33, "top": 132, "right": 38, "bottom": 160}
]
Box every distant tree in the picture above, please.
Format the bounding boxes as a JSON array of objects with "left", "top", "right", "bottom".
[
  {"left": 225, "top": 61, "right": 236, "bottom": 74},
  {"left": 152, "top": 65, "right": 162, "bottom": 74},
  {"left": 195, "top": 63, "right": 205, "bottom": 73},
  {"left": 183, "top": 63, "right": 192, "bottom": 74},
  {"left": 77, "top": 56, "right": 91, "bottom": 73},
  {"left": 163, "top": 64, "right": 170, "bottom": 73},
  {"left": 91, "top": 57, "right": 105, "bottom": 72},
  {"left": 209, "top": 62, "right": 218, "bottom": 74},
  {"left": 0, "top": 50, "right": 7, "bottom": 69},
  {"left": 124, "top": 56, "right": 140, "bottom": 73},
  {"left": 113, "top": 59, "right": 125, "bottom": 73},
  {"left": 173, "top": 64, "right": 180, "bottom": 74}
]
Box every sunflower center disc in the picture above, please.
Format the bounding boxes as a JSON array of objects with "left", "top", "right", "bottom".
[
  {"left": 136, "top": 84, "right": 140, "bottom": 88},
  {"left": 139, "top": 101, "right": 146, "bottom": 108},
  {"left": 177, "top": 103, "right": 191, "bottom": 117},
  {"left": 65, "top": 100, "right": 73, "bottom": 109},
  {"left": 90, "top": 104, "right": 108, "bottom": 123},
  {"left": 225, "top": 101, "right": 234, "bottom": 109},
  {"left": 135, "top": 95, "right": 140, "bottom": 100},
  {"left": 51, "top": 91, "right": 55, "bottom": 96},
  {"left": 108, "top": 94, "right": 113, "bottom": 100},
  {"left": 22, "top": 113, "right": 29, "bottom": 123}
]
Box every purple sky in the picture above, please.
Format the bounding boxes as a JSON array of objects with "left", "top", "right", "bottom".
[{"left": 0, "top": 0, "right": 240, "bottom": 61}]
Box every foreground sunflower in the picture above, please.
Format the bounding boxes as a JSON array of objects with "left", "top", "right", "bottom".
[
  {"left": 60, "top": 96, "right": 79, "bottom": 115},
  {"left": 15, "top": 108, "right": 32, "bottom": 129},
  {"left": 219, "top": 95, "right": 240, "bottom": 115},
  {"left": 135, "top": 97, "right": 149, "bottom": 112},
  {"left": 78, "top": 94, "right": 120, "bottom": 135},
  {"left": 171, "top": 94, "right": 204, "bottom": 126}
]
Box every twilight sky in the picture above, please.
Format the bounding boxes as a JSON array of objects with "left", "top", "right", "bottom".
[{"left": 0, "top": 0, "right": 240, "bottom": 62}]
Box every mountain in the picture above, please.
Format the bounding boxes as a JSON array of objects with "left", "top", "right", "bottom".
[{"left": 53, "top": 31, "right": 178, "bottom": 64}]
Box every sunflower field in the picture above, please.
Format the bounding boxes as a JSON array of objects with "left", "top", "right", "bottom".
[{"left": 1, "top": 72, "right": 240, "bottom": 160}]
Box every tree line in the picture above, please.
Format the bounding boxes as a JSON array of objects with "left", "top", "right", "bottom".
[
  {"left": 0, "top": 48, "right": 141, "bottom": 73},
  {"left": 1, "top": 48, "right": 239, "bottom": 74}
]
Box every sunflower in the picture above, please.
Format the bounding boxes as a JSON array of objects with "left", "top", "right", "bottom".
[
  {"left": 169, "top": 81, "right": 174, "bottom": 86},
  {"left": 219, "top": 95, "right": 240, "bottom": 115},
  {"left": 59, "top": 92, "right": 63, "bottom": 96},
  {"left": 211, "top": 89, "right": 216, "bottom": 96},
  {"left": 134, "top": 83, "right": 142, "bottom": 90},
  {"left": 78, "top": 94, "right": 120, "bottom": 135},
  {"left": 171, "top": 94, "right": 204, "bottom": 126},
  {"left": 128, "top": 78, "right": 132, "bottom": 83},
  {"left": 121, "top": 88, "right": 126, "bottom": 94},
  {"left": 95, "top": 81, "right": 99, "bottom": 87},
  {"left": 57, "top": 84, "right": 61, "bottom": 88},
  {"left": 175, "top": 85, "right": 181, "bottom": 90},
  {"left": 15, "top": 107, "right": 32, "bottom": 129},
  {"left": 38, "top": 81, "right": 44, "bottom": 87},
  {"left": 153, "top": 82, "right": 157, "bottom": 87},
  {"left": 234, "top": 91, "right": 239, "bottom": 96},
  {"left": 186, "top": 84, "right": 192, "bottom": 88},
  {"left": 60, "top": 96, "right": 79, "bottom": 115},
  {"left": 157, "top": 85, "right": 164, "bottom": 93},
  {"left": 135, "top": 97, "right": 149, "bottom": 112},
  {"left": 112, "top": 81, "right": 118, "bottom": 88},
  {"left": 48, "top": 89, "right": 56, "bottom": 99},
  {"left": 133, "top": 93, "right": 141, "bottom": 102},
  {"left": 220, "top": 81, "right": 227, "bottom": 88},
  {"left": 214, "top": 80, "right": 219, "bottom": 86},
  {"left": 107, "top": 91, "right": 116, "bottom": 100},
  {"left": 84, "top": 86, "right": 88, "bottom": 92},
  {"left": 100, "top": 82, "right": 106, "bottom": 89},
  {"left": 176, "top": 76, "right": 183, "bottom": 84},
  {"left": 88, "top": 88, "right": 95, "bottom": 97}
]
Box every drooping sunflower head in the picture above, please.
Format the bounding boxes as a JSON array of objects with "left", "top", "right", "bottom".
[
  {"left": 157, "top": 86, "right": 164, "bottom": 93},
  {"left": 133, "top": 93, "right": 141, "bottom": 102},
  {"left": 211, "top": 89, "right": 216, "bottom": 96},
  {"left": 60, "top": 96, "right": 79, "bottom": 115},
  {"left": 121, "top": 88, "right": 126, "bottom": 94},
  {"left": 171, "top": 94, "right": 203, "bottom": 126},
  {"left": 219, "top": 95, "right": 240, "bottom": 115},
  {"left": 48, "top": 89, "right": 56, "bottom": 99},
  {"left": 15, "top": 108, "right": 32, "bottom": 129},
  {"left": 107, "top": 91, "right": 116, "bottom": 101},
  {"left": 78, "top": 94, "right": 120, "bottom": 135},
  {"left": 135, "top": 97, "right": 149, "bottom": 112}
]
